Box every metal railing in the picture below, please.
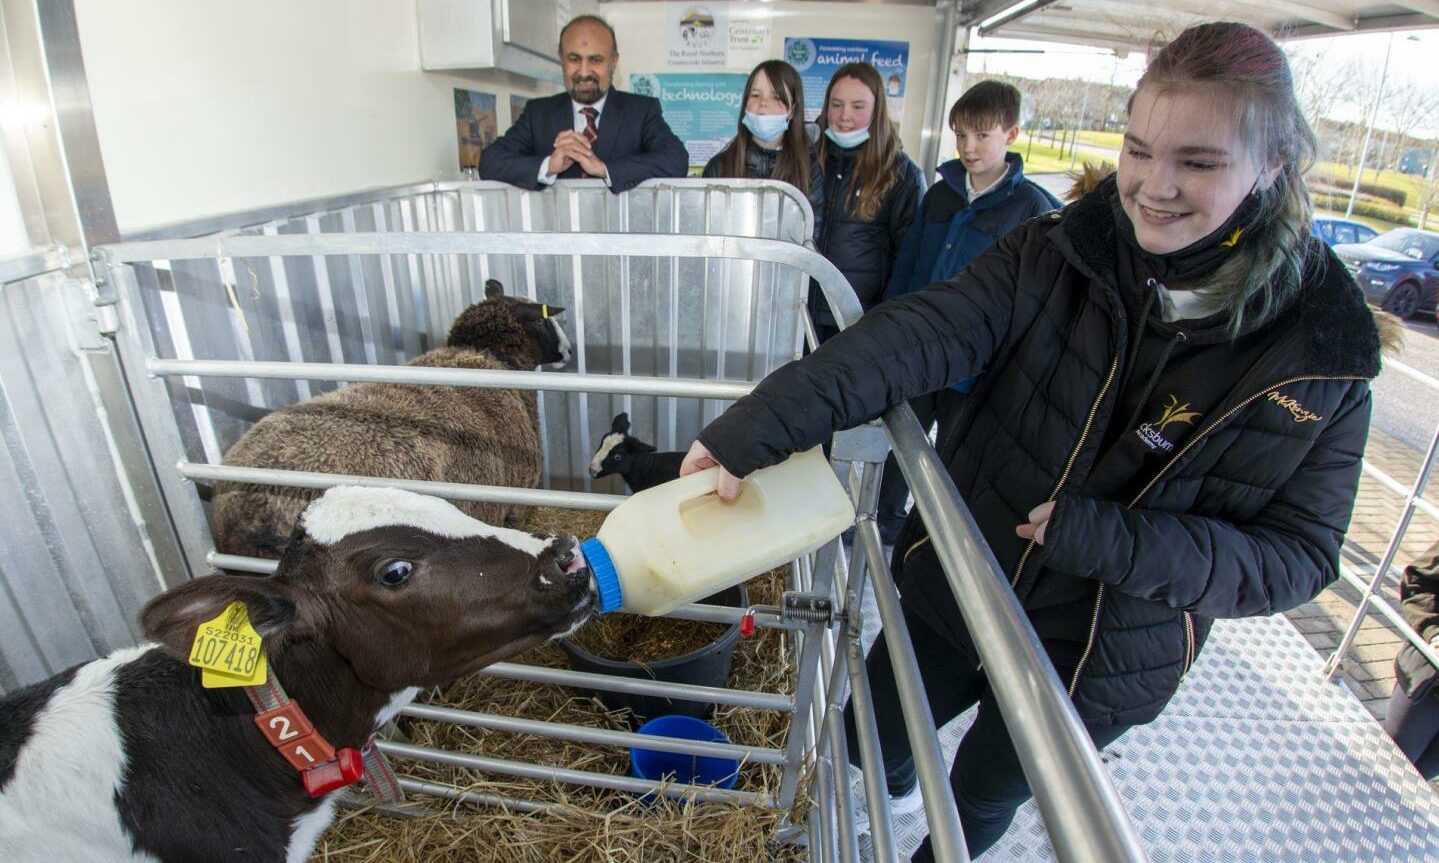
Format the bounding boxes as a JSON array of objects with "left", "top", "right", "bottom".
[
  {"left": 97, "top": 215, "right": 1145, "bottom": 861},
  {"left": 1324, "top": 356, "right": 1439, "bottom": 681},
  {"left": 0, "top": 244, "right": 69, "bottom": 286}
]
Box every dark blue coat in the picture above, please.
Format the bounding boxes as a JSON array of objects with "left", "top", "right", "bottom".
[
  {"left": 886, "top": 152, "right": 1059, "bottom": 300},
  {"left": 479, "top": 90, "right": 689, "bottom": 193}
]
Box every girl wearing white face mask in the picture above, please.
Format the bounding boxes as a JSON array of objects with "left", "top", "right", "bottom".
[
  {"left": 704, "top": 60, "right": 821, "bottom": 213},
  {"left": 682, "top": 23, "right": 1394, "bottom": 858},
  {"left": 811, "top": 62, "right": 926, "bottom": 342}
]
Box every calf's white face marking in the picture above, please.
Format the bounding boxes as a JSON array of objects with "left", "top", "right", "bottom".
[
  {"left": 0, "top": 644, "right": 160, "bottom": 863},
  {"left": 303, "top": 485, "right": 549, "bottom": 556}
]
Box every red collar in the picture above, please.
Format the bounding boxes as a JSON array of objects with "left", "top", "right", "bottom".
[{"left": 244, "top": 673, "right": 401, "bottom": 800}]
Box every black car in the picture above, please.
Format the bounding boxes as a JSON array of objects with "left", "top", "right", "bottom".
[{"left": 1334, "top": 228, "right": 1439, "bottom": 320}]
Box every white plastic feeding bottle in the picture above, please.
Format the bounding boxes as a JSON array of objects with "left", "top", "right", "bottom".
[{"left": 581, "top": 447, "right": 856, "bottom": 616}]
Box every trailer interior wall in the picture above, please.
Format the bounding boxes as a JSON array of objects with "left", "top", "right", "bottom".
[
  {"left": 0, "top": 147, "right": 26, "bottom": 254},
  {"left": 600, "top": 1, "right": 941, "bottom": 160},
  {"left": 72, "top": 0, "right": 562, "bottom": 235}
]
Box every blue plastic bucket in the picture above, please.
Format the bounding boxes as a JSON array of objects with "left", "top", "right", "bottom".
[{"left": 629, "top": 714, "right": 740, "bottom": 790}]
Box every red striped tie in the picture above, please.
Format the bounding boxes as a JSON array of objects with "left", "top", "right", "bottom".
[
  {"left": 579, "top": 107, "right": 600, "bottom": 177},
  {"left": 580, "top": 107, "right": 599, "bottom": 145}
]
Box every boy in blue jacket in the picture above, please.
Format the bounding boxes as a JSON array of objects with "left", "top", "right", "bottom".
[{"left": 876, "top": 80, "right": 1059, "bottom": 544}]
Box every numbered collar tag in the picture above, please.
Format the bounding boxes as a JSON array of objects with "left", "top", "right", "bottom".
[{"left": 188, "top": 601, "right": 268, "bottom": 688}]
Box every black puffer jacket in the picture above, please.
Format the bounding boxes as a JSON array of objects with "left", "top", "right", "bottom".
[
  {"left": 701, "top": 133, "right": 824, "bottom": 239},
  {"left": 700, "top": 185, "right": 1380, "bottom": 727},
  {"left": 810, "top": 142, "right": 926, "bottom": 327},
  {"left": 1395, "top": 540, "right": 1439, "bottom": 701}
]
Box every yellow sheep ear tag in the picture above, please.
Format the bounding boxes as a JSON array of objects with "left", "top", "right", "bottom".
[
  {"left": 189, "top": 601, "right": 268, "bottom": 689},
  {"left": 541, "top": 304, "right": 550, "bottom": 319}
]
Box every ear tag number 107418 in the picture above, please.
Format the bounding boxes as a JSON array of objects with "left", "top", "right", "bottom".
[{"left": 188, "top": 601, "right": 268, "bottom": 688}]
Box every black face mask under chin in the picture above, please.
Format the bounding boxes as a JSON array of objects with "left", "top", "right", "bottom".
[{"left": 1110, "top": 179, "right": 1267, "bottom": 284}]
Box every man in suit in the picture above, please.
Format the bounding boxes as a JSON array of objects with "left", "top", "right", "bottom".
[{"left": 480, "top": 15, "right": 689, "bottom": 193}]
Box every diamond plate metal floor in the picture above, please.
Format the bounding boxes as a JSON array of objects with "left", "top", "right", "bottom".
[{"left": 853, "top": 607, "right": 1439, "bottom": 861}]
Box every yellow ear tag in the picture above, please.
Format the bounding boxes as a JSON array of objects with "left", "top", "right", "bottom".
[
  {"left": 188, "top": 601, "right": 268, "bottom": 689},
  {"left": 541, "top": 304, "right": 550, "bottom": 319}
]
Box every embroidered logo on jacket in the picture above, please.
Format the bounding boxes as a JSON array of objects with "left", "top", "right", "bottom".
[
  {"left": 1266, "top": 391, "right": 1323, "bottom": 423},
  {"left": 1135, "top": 394, "right": 1201, "bottom": 453}
]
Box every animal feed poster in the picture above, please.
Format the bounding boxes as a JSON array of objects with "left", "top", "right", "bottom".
[{"left": 783, "top": 37, "right": 910, "bottom": 122}]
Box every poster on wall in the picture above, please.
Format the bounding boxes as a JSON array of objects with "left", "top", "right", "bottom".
[
  {"left": 782, "top": 37, "right": 910, "bottom": 122},
  {"left": 727, "top": 9, "right": 772, "bottom": 69},
  {"left": 631, "top": 72, "right": 746, "bottom": 168},
  {"left": 509, "top": 94, "right": 530, "bottom": 127},
  {"left": 667, "top": 2, "right": 729, "bottom": 68},
  {"left": 454, "top": 89, "right": 498, "bottom": 172}
]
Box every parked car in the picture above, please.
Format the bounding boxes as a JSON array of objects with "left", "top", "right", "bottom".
[
  {"left": 1333, "top": 228, "right": 1439, "bottom": 320},
  {"left": 1313, "top": 217, "right": 1378, "bottom": 247}
]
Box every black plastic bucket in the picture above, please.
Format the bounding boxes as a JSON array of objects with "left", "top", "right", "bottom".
[{"left": 557, "top": 583, "right": 747, "bottom": 724}]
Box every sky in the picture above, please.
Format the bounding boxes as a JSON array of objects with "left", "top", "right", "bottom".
[{"left": 963, "top": 27, "right": 1439, "bottom": 137}]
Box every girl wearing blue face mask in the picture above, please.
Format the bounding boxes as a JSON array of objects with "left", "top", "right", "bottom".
[
  {"left": 704, "top": 61, "right": 822, "bottom": 215},
  {"left": 811, "top": 62, "right": 926, "bottom": 342}
]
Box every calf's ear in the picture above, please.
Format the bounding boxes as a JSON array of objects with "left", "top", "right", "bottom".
[{"left": 140, "top": 574, "right": 298, "bottom": 662}]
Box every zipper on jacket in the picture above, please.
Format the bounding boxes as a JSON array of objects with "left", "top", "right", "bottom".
[
  {"left": 1066, "top": 373, "right": 1366, "bottom": 694},
  {"left": 1068, "top": 586, "right": 1106, "bottom": 697},
  {"left": 1182, "top": 611, "right": 1196, "bottom": 675}
]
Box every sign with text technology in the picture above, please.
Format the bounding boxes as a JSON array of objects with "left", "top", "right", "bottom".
[
  {"left": 631, "top": 72, "right": 747, "bottom": 168},
  {"left": 783, "top": 37, "right": 910, "bottom": 123}
]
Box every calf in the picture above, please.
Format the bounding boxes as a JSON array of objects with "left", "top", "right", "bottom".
[
  {"left": 588, "top": 412, "right": 685, "bottom": 492},
  {"left": 0, "top": 486, "right": 592, "bottom": 863}
]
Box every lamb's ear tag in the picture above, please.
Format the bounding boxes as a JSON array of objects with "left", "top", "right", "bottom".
[
  {"left": 541, "top": 304, "right": 550, "bottom": 319},
  {"left": 189, "top": 601, "right": 268, "bottom": 688}
]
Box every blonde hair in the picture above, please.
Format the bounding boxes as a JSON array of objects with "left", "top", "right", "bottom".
[{"left": 1134, "top": 22, "right": 1318, "bottom": 335}]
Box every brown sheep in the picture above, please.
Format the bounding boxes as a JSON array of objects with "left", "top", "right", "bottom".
[{"left": 211, "top": 279, "right": 571, "bottom": 560}]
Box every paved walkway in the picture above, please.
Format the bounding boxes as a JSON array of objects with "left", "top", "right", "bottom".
[{"left": 1285, "top": 426, "right": 1438, "bottom": 722}]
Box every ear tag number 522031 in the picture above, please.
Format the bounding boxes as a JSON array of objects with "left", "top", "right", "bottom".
[{"left": 188, "top": 601, "right": 268, "bottom": 688}]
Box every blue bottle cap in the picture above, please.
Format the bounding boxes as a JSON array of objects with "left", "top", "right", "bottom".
[{"left": 580, "top": 537, "right": 623, "bottom": 613}]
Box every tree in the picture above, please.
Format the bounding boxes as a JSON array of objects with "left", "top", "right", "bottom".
[
  {"left": 1376, "top": 78, "right": 1439, "bottom": 186},
  {"left": 1418, "top": 146, "right": 1439, "bottom": 231}
]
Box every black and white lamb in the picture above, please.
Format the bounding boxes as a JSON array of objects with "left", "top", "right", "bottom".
[
  {"left": 588, "top": 412, "right": 685, "bottom": 492},
  {"left": 212, "top": 279, "right": 571, "bottom": 560}
]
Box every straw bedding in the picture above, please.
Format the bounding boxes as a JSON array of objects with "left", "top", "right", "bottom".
[{"left": 309, "top": 507, "right": 807, "bottom": 862}]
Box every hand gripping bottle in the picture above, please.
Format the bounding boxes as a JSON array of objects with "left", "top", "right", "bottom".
[{"left": 581, "top": 447, "right": 856, "bottom": 616}]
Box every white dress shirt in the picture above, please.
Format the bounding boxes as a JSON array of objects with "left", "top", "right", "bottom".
[{"left": 538, "top": 94, "right": 611, "bottom": 186}]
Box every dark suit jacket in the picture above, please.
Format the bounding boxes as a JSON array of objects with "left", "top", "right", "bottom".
[{"left": 479, "top": 90, "right": 689, "bottom": 193}]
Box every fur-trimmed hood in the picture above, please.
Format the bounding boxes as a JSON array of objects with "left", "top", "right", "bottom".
[{"left": 1047, "top": 174, "right": 1383, "bottom": 380}]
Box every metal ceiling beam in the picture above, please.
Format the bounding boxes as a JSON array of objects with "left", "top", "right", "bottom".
[
  {"left": 1065, "top": 0, "right": 1356, "bottom": 32},
  {"left": 997, "top": 22, "right": 1153, "bottom": 54},
  {"left": 1285, "top": 10, "right": 1439, "bottom": 36},
  {"left": 1259, "top": 0, "right": 1359, "bottom": 31},
  {"left": 978, "top": 0, "right": 1061, "bottom": 35},
  {"left": 959, "top": 0, "right": 1036, "bottom": 27},
  {"left": 1395, "top": 1, "right": 1439, "bottom": 18}
]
